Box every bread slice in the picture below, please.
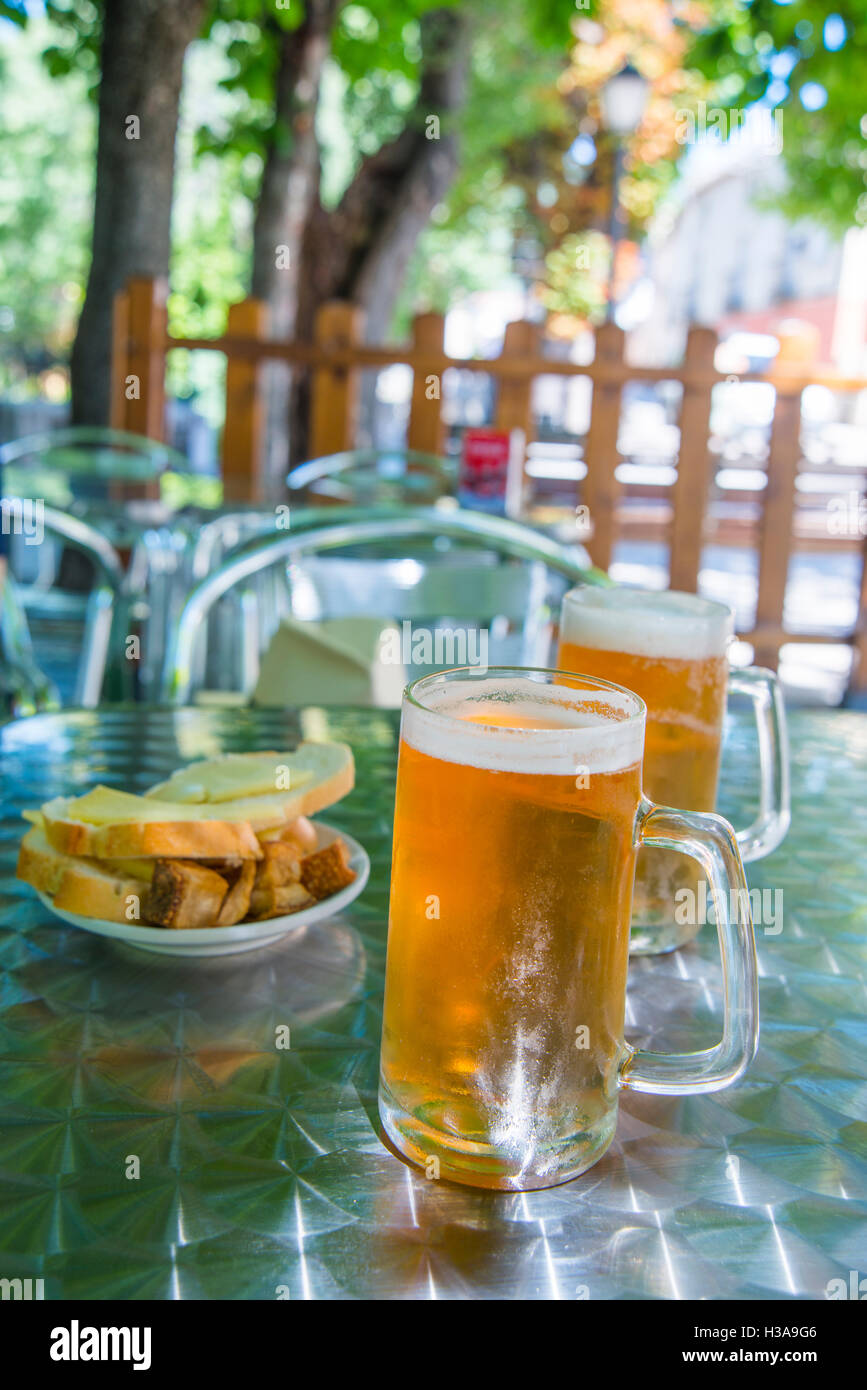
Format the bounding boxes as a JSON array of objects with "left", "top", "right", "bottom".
[
  {"left": 146, "top": 744, "right": 354, "bottom": 822},
  {"left": 17, "top": 823, "right": 77, "bottom": 896},
  {"left": 54, "top": 862, "right": 151, "bottom": 925},
  {"left": 17, "top": 827, "right": 153, "bottom": 925},
  {"left": 40, "top": 793, "right": 264, "bottom": 862},
  {"left": 34, "top": 746, "right": 353, "bottom": 865},
  {"left": 17, "top": 825, "right": 154, "bottom": 893}
]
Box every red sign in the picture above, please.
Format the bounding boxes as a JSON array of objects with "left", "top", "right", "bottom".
[
  {"left": 458, "top": 428, "right": 526, "bottom": 514},
  {"left": 459, "top": 428, "right": 512, "bottom": 503}
]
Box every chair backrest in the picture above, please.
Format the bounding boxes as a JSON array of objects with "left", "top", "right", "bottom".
[
  {"left": 0, "top": 571, "right": 60, "bottom": 718},
  {"left": 0, "top": 427, "right": 192, "bottom": 511},
  {"left": 0, "top": 501, "right": 124, "bottom": 707},
  {"left": 123, "top": 504, "right": 390, "bottom": 704},
  {"left": 162, "top": 506, "right": 607, "bottom": 704},
  {"left": 122, "top": 508, "right": 286, "bottom": 704},
  {"left": 290, "top": 554, "right": 540, "bottom": 622},
  {"left": 0, "top": 426, "right": 189, "bottom": 476},
  {"left": 287, "top": 450, "right": 457, "bottom": 506}
]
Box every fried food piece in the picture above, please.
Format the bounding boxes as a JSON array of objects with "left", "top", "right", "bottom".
[
  {"left": 250, "top": 881, "right": 315, "bottom": 921},
  {"left": 257, "top": 815, "right": 318, "bottom": 854},
  {"left": 214, "top": 860, "right": 256, "bottom": 926},
  {"left": 146, "top": 859, "right": 228, "bottom": 929},
  {"left": 248, "top": 842, "right": 306, "bottom": 918},
  {"left": 299, "top": 839, "right": 356, "bottom": 901},
  {"left": 257, "top": 842, "right": 302, "bottom": 887}
]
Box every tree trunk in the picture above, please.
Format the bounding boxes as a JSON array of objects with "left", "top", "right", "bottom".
[
  {"left": 298, "top": 8, "right": 467, "bottom": 340},
  {"left": 352, "top": 9, "right": 468, "bottom": 343},
  {"left": 250, "top": 1, "right": 339, "bottom": 493},
  {"left": 70, "top": 0, "right": 206, "bottom": 427},
  {"left": 251, "top": 1, "right": 338, "bottom": 333},
  {"left": 290, "top": 7, "right": 468, "bottom": 463}
]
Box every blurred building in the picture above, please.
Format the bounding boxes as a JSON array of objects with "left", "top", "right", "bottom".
[{"left": 630, "top": 125, "right": 861, "bottom": 371}]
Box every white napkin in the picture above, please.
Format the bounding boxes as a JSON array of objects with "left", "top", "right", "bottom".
[{"left": 252, "top": 614, "right": 407, "bottom": 708}]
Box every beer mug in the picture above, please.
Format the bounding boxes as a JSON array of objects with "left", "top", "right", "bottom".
[
  {"left": 558, "top": 588, "right": 790, "bottom": 954},
  {"left": 378, "top": 667, "right": 758, "bottom": 1191}
]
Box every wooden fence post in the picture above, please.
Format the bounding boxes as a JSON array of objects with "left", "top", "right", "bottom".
[
  {"left": 122, "top": 276, "right": 168, "bottom": 441},
  {"left": 408, "top": 312, "right": 446, "bottom": 455},
  {"left": 495, "top": 320, "right": 540, "bottom": 443},
  {"left": 669, "top": 326, "right": 718, "bottom": 592},
  {"left": 223, "top": 298, "right": 269, "bottom": 503},
  {"left": 309, "top": 301, "right": 364, "bottom": 458},
  {"left": 494, "top": 320, "right": 540, "bottom": 503},
  {"left": 753, "top": 387, "right": 802, "bottom": 669},
  {"left": 583, "top": 321, "right": 625, "bottom": 572}
]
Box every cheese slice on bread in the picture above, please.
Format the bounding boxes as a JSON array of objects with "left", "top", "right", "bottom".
[
  {"left": 41, "top": 791, "right": 266, "bottom": 861},
  {"left": 144, "top": 751, "right": 312, "bottom": 804},
  {"left": 146, "top": 743, "right": 353, "bottom": 820},
  {"left": 37, "top": 743, "right": 354, "bottom": 862}
]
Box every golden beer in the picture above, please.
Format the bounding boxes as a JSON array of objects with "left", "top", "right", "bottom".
[
  {"left": 379, "top": 669, "right": 645, "bottom": 1189},
  {"left": 558, "top": 588, "right": 733, "bottom": 953}
]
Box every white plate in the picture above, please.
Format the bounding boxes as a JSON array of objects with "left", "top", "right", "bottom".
[{"left": 35, "top": 821, "right": 370, "bottom": 957}]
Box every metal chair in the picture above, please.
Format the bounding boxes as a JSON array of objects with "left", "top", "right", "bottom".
[
  {"left": 0, "top": 427, "right": 198, "bottom": 554},
  {"left": 0, "top": 426, "right": 189, "bottom": 496},
  {"left": 162, "top": 506, "right": 607, "bottom": 705},
  {"left": 287, "top": 449, "right": 457, "bottom": 507},
  {"left": 1, "top": 571, "right": 60, "bottom": 719},
  {"left": 114, "top": 507, "right": 285, "bottom": 704},
  {"left": 0, "top": 502, "right": 124, "bottom": 708},
  {"left": 108, "top": 505, "right": 365, "bottom": 704}
]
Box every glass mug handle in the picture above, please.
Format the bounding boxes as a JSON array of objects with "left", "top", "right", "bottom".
[
  {"left": 727, "top": 666, "right": 790, "bottom": 863},
  {"left": 619, "top": 800, "right": 759, "bottom": 1095}
]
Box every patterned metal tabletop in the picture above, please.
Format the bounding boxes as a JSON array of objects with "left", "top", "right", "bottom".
[{"left": 0, "top": 704, "right": 865, "bottom": 1300}]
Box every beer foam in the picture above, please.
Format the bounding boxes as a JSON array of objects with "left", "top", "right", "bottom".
[
  {"left": 561, "top": 587, "right": 733, "bottom": 661},
  {"left": 402, "top": 675, "right": 644, "bottom": 775}
]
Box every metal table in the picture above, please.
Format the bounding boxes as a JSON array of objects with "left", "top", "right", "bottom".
[{"left": 0, "top": 705, "right": 864, "bottom": 1300}]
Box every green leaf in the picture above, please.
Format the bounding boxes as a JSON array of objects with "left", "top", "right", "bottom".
[{"left": 0, "top": 2, "right": 29, "bottom": 29}]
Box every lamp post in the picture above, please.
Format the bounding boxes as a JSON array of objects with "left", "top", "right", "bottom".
[{"left": 599, "top": 63, "right": 650, "bottom": 321}]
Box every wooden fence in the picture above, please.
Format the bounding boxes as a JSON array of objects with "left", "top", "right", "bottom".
[{"left": 110, "top": 275, "right": 867, "bottom": 688}]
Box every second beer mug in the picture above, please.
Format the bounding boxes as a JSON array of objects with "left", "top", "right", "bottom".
[{"left": 558, "top": 587, "right": 790, "bottom": 953}]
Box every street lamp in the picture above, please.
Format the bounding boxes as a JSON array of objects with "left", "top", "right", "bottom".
[
  {"left": 599, "top": 62, "right": 651, "bottom": 137},
  {"left": 599, "top": 63, "right": 650, "bottom": 320}
]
